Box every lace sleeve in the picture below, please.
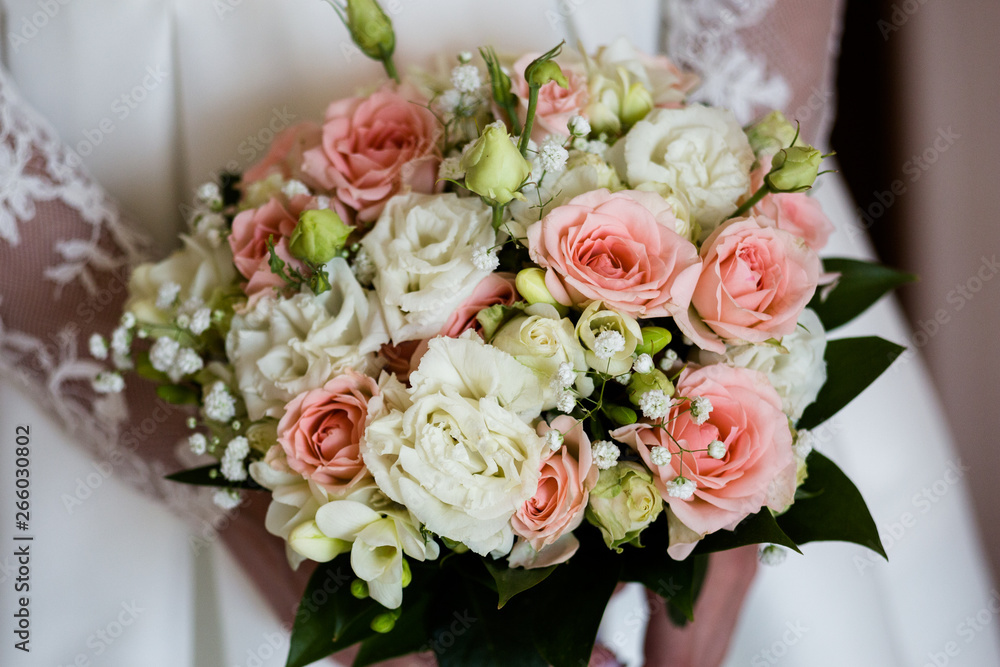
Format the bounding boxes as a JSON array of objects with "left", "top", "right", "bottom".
[
  {"left": 661, "top": 0, "right": 845, "bottom": 146},
  {"left": 0, "top": 66, "right": 312, "bottom": 620}
]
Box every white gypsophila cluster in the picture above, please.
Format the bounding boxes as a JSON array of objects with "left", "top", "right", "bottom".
[
  {"left": 707, "top": 439, "right": 726, "bottom": 459},
  {"left": 351, "top": 246, "right": 376, "bottom": 285},
  {"left": 690, "top": 396, "right": 713, "bottom": 425},
  {"left": 438, "top": 156, "right": 464, "bottom": 181},
  {"left": 592, "top": 440, "right": 621, "bottom": 470},
  {"left": 204, "top": 381, "right": 237, "bottom": 423},
  {"left": 196, "top": 182, "right": 222, "bottom": 208},
  {"left": 471, "top": 245, "right": 500, "bottom": 272},
  {"left": 650, "top": 445, "right": 672, "bottom": 467},
  {"left": 149, "top": 337, "right": 180, "bottom": 373},
  {"left": 580, "top": 139, "right": 608, "bottom": 157},
  {"left": 613, "top": 372, "right": 632, "bottom": 385},
  {"left": 659, "top": 348, "right": 679, "bottom": 371},
  {"left": 451, "top": 64, "right": 481, "bottom": 93},
  {"left": 794, "top": 429, "right": 815, "bottom": 460},
  {"left": 281, "top": 179, "right": 310, "bottom": 199},
  {"left": 436, "top": 89, "right": 462, "bottom": 114},
  {"left": 667, "top": 476, "right": 696, "bottom": 500},
  {"left": 638, "top": 389, "right": 670, "bottom": 420},
  {"left": 120, "top": 312, "right": 136, "bottom": 329},
  {"left": 89, "top": 333, "right": 108, "bottom": 360},
  {"left": 92, "top": 372, "right": 124, "bottom": 394},
  {"left": 220, "top": 436, "right": 250, "bottom": 482},
  {"left": 545, "top": 429, "right": 565, "bottom": 453},
  {"left": 188, "top": 433, "right": 208, "bottom": 456},
  {"left": 594, "top": 329, "right": 626, "bottom": 359},
  {"left": 189, "top": 308, "right": 212, "bottom": 335},
  {"left": 313, "top": 195, "right": 331, "bottom": 210},
  {"left": 110, "top": 326, "right": 131, "bottom": 357},
  {"left": 174, "top": 348, "right": 204, "bottom": 376},
  {"left": 213, "top": 488, "right": 242, "bottom": 510},
  {"left": 568, "top": 115, "right": 591, "bottom": 137},
  {"left": 193, "top": 212, "right": 227, "bottom": 246},
  {"left": 759, "top": 544, "right": 787, "bottom": 566},
  {"left": 552, "top": 361, "right": 576, "bottom": 389},
  {"left": 556, "top": 390, "right": 576, "bottom": 414},
  {"left": 458, "top": 51, "right": 473, "bottom": 64},
  {"left": 156, "top": 281, "right": 181, "bottom": 310},
  {"left": 632, "top": 353, "right": 653, "bottom": 374},
  {"left": 538, "top": 137, "right": 569, "bottom": 173}
]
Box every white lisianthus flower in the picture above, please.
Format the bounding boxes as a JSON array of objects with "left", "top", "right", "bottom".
[
  {"left": 363, "top": 334, "right": 546, "bottom": 556},
  {"left": 694, "top": 309, "right": 827, "bottom": 421},
  {"left": 126, "top": 234, "right": 237, "bottom": 325},
  {"left": 607, "top": 106, "right": 754, "bottom": 238},
  {"left": 490, "top": 304, "right": 594, "bottom": 410},
  {"left": 315, "top": 488, "right": 439, "bottom": 609},
  {"left": 226, "top": 258, "right": 387, "bottom": 421},
  {"left": 361, "top": 192, "right": 497, "bottom": 343}
]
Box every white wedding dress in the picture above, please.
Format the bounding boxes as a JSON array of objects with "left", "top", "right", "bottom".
[{"left": 2, "top": 1, "right": 998, "bottom": 665}]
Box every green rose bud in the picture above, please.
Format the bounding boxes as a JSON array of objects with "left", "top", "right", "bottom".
[
  {"left": 344, "top": 0, "right": 395, "bottom": 61},
  {"left": 585, "top": 461, "right": 663, "bottom": 551},
  {"left": 627, "top": 368, "right": 674, "bottom": 407},
  {"left": 528, "top": 60, "right": 568, "bottom": 89},
  {"left": 290, "top": 209, "right": 353, "bottom": 265},
  {"left": 634, "top": 326, "right": 672, "bottom": 356},
  {"left": 764, "top": 145, "right": 824, "bottom": 193},
  {"left": 288, "top": 520, "right": 351, "bottom": 563},
  {"left": 620, "top": 82, "right": 654, "bottom": 128},
  {"left": 746, "top": 110, "right": 799, "bottom": 156},
  {"left": 461, "top": 124, "right": 532, "bottom": 205},
  {"left": 515, "top": 267, "right": 566, "bottom": 311}
]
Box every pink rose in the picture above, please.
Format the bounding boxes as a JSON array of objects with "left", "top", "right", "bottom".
[
  {"left": 749, "top": 155, "right": 834, "bottom": 251},
  {"left": 512, "top": 54, "right": 589, "bottom": 141},
  {"left": 229, "top": 196, "right": 306, "bottom": 300},
  {"left": 276, "top": 370, "right": 379, "bottom": 495},
  {"left": 243, "top": 121, "right": 322, "bottom": 186},
  {"left": 302, "top": 84, "right": 440, "bottom": 224},
  {"left": 690, "top": 215, "right": 821, "bottom": 351},
  {"left": 526, "top": 189, "right": 701, "bottom": 319},
  {"left": 613, "top": 364, "right": 795, "bottom": 556},
  {"left": 509, "top": 416, "right": 599, "bottom": 569}
]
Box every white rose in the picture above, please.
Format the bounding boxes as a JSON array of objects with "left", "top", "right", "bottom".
[
  {"left": 363, "top": 334, "right": 546, "bottom": 556},
  {"left": 491, "top": 304, "right": 594, "bottom": 410},
  {"left": 575, "top": 301, "right": 642, "bottom": 377},
  {"left": 315, "top": 489, "right": 439, "bottom": 609},
  {"left": 607, "top": 106, "right": 754, "bottom": 238},
  {"left": 362, "top": 192, "right": 497, "bottom": 343},
  {"left": 584, "top": 37, "right": 698, "bottom": 134},
  {"left": 695, "top": 309, "right": 827, "bottom": 421},
  {"left": 126, "top": 234, "right": 237, "bottom": 324},
  {"left": 227, "top": 258, "right": 387, "bottom": 421}
]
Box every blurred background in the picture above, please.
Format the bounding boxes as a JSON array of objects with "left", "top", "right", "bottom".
[{"left": 832, "top": 0, "right": 1000, "bottom": 587}]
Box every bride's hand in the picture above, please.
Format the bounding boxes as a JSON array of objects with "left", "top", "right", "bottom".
[{"left": 643, "top": 546, "right": 759, "bottom": 667}]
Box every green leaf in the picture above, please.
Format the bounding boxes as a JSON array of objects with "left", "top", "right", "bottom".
[
  {"left": 483, "top": 561, "right": 557, "bottom": 608},
  {"left": 156, "top": 384, "right": 200, "bottom": 404},
  {"left": 286, "top": 557, "right": 384, "bottom": 667},
  {"left": 809, "top": 258, "right": 916, "bottom": 330},
  {"left": 692, "top": 508, "right": 801, "bottom": 555},
  {"left": 798, "top": 336, "right": 905, "bottom": 430},
  {"left": 165, "top": 464, "right": 263, "bottom": 490},
  {"left": 777, "top": 451, "right": 886, "bottom": 559}
]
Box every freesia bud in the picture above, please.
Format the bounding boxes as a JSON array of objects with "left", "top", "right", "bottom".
[
  {"left": 765, "top": 145, "right": 824, "bottom": 193},
  {"left": 344, "top": 0, "right": 395, "bottom": 61},
  {"left": 620, "top": 82, "right": 654, "bottom": 128},
  {"left": 515, "top": 267, "right": 562, "bottom": 309},
  {"left": 290, "top": 209, "right": 352, "bottom": 264},
  {"left": 461, "top": 124, "right": 531, "bottom": 205},
  {"left": 746, "top": 110, "right": 799, "bottom": 155},
  {"left": 288, "top": 520, "right": 350, "bottom": 563}
]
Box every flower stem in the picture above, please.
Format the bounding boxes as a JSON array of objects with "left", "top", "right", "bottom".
[
  {"left": 729, "top": 184, "right": 768, "bottom": 219},
  {"left": 518, "top": 85, "right": 540, "bottom": 157},
  {"left": 382, "top": 55, "right": 399, "bottom": 84}
]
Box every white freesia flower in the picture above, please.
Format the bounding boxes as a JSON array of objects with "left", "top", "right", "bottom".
[
  {"left": 361, "top": 192, "right": 497, "bottom": 343},
  {"left": 363, "top": 334, "right": 546, "bottom": 556},
  {"left": 490, "top": 304, "right": 594, "bottom": 410},
  {"left": 226, "top": 258, "right": 387, "bottom": 421},
  {"left": 315, "top": 489, "right": 439, "bottom": 609},
  {"left": 607, "top": 106, "right": 754, "bottom": 237},
  {"left": 695, "top": 309, "right": 827, "bottom": 421},
  {"left": 126, "top": 234, "right": 237, "bottom": 324}
]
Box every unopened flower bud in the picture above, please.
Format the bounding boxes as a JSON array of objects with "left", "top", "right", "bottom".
[
  {"left": 288, "top": 520, "right": 350, "bottom": 563},
  {"left": 516, "top": 267, "right": 562, "bottom": 309},
  {"left": 290, "top": 209, "right": 352, "bottom": 264},
  {"left": 627, "top": 369, "right": 675, "bottom": 408},
  {"left": 745, "top": 110, "right": 799, "bottom": 155},
  {"left": 635, "top": 327, "right": 672, "bottom": 356},
  {"left": 351, "top": 579, "right": 370, "bottom": 599},
  {"left": 765, "top": 145, "right": 824, "bottom": 193},
  {"left": 621, "top": 83, "right": 654, "bottom": 128},
  {"left": 344, "top": 0, "right": 395, "bottom": 61},
  {"left": 461, "top": 124, "right": 531, "bottom": 205},
  {"left": 528, "top": 60, "right": 568, "bottom": 89}
]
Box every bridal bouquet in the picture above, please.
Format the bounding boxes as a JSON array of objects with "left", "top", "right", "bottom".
[{"left": 91, "top": 1, "right": 911, "bottom": 664}]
